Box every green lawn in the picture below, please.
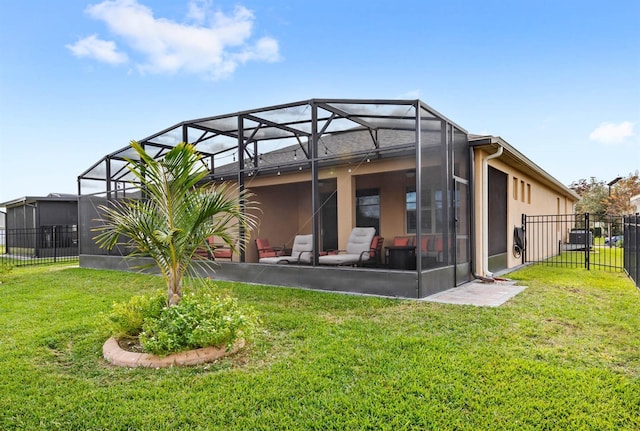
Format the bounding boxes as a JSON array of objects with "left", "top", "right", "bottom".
[
  {"left": 542, "top": 245, "right": 624, "bottom": 269},
  {"left": 0, "top": 264, "right": 638, "bottom": 430}
]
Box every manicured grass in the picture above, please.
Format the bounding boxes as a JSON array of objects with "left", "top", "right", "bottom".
[
  {"left": 543, "top": 246, "right": 624, "bottom": 270},
  {"left": 0, "top": 264, "right": 638, "bottom": 430}
]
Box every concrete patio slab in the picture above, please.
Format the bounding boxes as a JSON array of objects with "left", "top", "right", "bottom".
[{"left": 423, "top": 279, "right": 527, "bottom": 307}]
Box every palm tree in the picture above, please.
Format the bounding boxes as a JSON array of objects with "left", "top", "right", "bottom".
[{"left": 93, "top": 140, "right": 257, "bottom": 306}]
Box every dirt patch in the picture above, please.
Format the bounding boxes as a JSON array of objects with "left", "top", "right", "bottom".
[{"left": 117, "top": 336, "right": 145, "bottom": 353}]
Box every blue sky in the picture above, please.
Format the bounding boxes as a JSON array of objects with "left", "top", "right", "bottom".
[{"left": 1, "top": 0, "right": 638, "bottom": 205}]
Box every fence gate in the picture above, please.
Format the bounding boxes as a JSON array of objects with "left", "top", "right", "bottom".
[{"left": 522, "top": 213, "right": 625, "bottom": 271}]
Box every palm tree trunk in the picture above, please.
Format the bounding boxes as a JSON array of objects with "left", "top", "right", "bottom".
[{"left": 167, "top": 270, "right": 183, "bottom": 306}]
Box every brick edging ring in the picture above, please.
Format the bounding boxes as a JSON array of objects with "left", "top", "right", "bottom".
[{"left": 103, "top": 337, "right": 245, "bottom": 368}]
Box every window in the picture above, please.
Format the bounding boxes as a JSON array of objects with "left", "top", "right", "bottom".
[
  {"left": 527, "top": 183, "right": 531, "bottom": 204},
  {"left": 406, "top": 187, "right": 442, "bottom": 234},
  {"left": 356, "top": 188, "right": 380, "bottom": 234},
  {"left": 406, "top": 187, "right": 416, "bottom": 234},
  {"left": 513, "top": 177, "right": 518, "bottom": 200},
  {"left": 520, "top": 180, "right": 525, "bottom": 202}
]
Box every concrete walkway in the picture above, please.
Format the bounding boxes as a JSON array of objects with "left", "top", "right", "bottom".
[{"left": 423, "top": 278, "right": 527, "bottom": 307}]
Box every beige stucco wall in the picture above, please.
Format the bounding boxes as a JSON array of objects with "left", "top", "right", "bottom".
[
  {"left": 240, "top": 158, "right": 416, "bottom": 261},
  {"left": 473, "top": 148, "right": 577, "bottom": 275},
  {"left": 221, "top": 148, "right": 576, "bottom": 270}
]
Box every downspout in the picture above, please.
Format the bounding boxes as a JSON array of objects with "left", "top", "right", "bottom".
[
  {"left": 481, "top": 145, "right": 503, "bottom": 278},
  {"left": 469, "top": 146, "right": 477, "bottom": 277}
]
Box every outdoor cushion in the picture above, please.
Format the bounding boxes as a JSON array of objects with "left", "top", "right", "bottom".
[
  {"left": 318, "top": 227, "right": 376, "bottom": 266},
  {"left": 256, "top": 238, "right": 281, "bottom": 259},
  {"left": 213, "top": 247, "right": 232, "bottom": 260},
  {"left": 259, "top": 234, "right": 313, "bottom": 264},
  {"left": 393, "top": 236, "right": 410, "bottom": 246}
]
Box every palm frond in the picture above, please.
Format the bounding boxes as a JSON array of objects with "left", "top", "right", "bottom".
[{"left": 92, "top": 141, "right": 258, "bottom": 305}]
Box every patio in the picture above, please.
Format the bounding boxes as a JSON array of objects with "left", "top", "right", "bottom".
[{"left": 78, "top": 99, "right": 471, "bottom": 298}]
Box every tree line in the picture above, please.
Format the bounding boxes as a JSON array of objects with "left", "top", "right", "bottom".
[{"left": 570, "top": 172, "right": 640, "bottom": 216}]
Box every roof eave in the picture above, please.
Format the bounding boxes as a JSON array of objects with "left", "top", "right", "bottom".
[{"left": 470, "top": 135, "right": 580, "bottom": 201}]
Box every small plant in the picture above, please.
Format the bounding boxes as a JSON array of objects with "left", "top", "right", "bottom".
[
  {"left": 104, "top": 288, "right": 260, "bottom": 356},
  {"left": 140, "top": 292, "right": 260, "bottom": 356},
  {"left": 104, "top": 291, "right": 166, "bottom": 338}
]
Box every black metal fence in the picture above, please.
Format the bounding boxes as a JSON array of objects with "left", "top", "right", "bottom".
[
  {"left": 623, "top": 214, "right": 639, "bottom": 288},
  {"left": 522, "top": 213, "right": 625, "bottom": 271},
  {"left": 0, "top": 226, "right": 79, "bottom": 267}
]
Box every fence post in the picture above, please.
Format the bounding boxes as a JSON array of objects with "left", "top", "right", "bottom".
[
  {"left": 53, "top": 226, "right": 57, "bottom": 263},
  {"left": 521, "top": 213, "right": 526, "bottom": 264},
  {"left": 585, "top": 213, "right": 590, "bottom": 270}
]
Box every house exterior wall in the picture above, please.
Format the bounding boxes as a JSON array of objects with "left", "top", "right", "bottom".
[
  {"left": 76, "top": 98, "right": 580, "bottom": 298},
  {"left": 631, "top": 194, "right": 640, "bottom": 213},
  {"left": 243, "top": 157, "right": 416, "bottom": 262},
  {"left": 245, "top": 181, "right": 312, "bottom": 263},
  {"left": 0, "top": 211, "right": 4, "bottom": 247},
  {"left": 473, "top": 148, "right": 577, "bottom": 275}
]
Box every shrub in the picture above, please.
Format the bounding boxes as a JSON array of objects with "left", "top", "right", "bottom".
[
  {"left": 139, "top": 292, "right": 260, "bottom": 356},
  {"left": 104, "top": 291, "right": 165, "bottom": 338},
  {"left": 105, "top": 289, "right": 260, "bottom": 356}
]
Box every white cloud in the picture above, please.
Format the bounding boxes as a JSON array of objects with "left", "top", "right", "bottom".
[
  {"left": 68, "top": 0, "right": 279, "bottom": 79},
  {"left": 186, "top": 0, "right": 210, "bottom": 25},
  {"left": 589, "top": 121, "right": 635, "bottom": 144},
  {"left": 66, "top": 34, "right": 128, "bottom": 64}
]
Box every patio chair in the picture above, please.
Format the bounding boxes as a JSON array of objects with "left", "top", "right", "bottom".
[
  {"left": 255, "top": 238, "right": 284, "bottom": 259},
  {"left": 361, "top": 235, "right": 384, "bottom": 267},
  {"left": 318, "top": 227, "right": 376, "bottom": 266},
  {"left": 194, "top": 236, "right": 215, "bottom": 260},
  {"left": 259, "top": 234, "right": 313, "bottom": 264},
  {"left": 212, "top": 240, "right": 234, "bottom": 261},
  {"left": 194, "top": 236, "right": 234, "bottom": 261},
  {"left": 420, "top": 235, "right": 443, "bottom": 262}
]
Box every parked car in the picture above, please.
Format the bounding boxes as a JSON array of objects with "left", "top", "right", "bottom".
[{"left": 605, "top": 235, "right": 622, "bottom": 246}]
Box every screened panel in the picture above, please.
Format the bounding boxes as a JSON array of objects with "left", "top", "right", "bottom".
[
  {"left": 192, "top": 117, "right": 239, "bottom": 133},
  {"left": 78, "top": 194, "right": 108, "bottom": 256},
  {"left": 81, "top": 162, "right": 107, "bottom": 181},
  {"left": 319, "top": 179, "right": 338, "bottom": 251},
  {"left": 453, "top": 127, "right": 469, "bottom": 180},
  {"left": 79, "top": 194, "right": 139, "bottom": 257},
  {"left": 420, "top": 115, "right": 447, "bottom": 270},
  {"left": 146, "top": 126, "right": 182, "bottom": 146},
  {"left": 250, "top": 104, "right": 312, "bottom": 128},
  {"left": 455, "top": 180, "right": 470, "bottom": 285},
  {"left": 112, "top": 146, "right": 141, "bottom": 161},
  {"left": 325, "top": 102, "right": 417, "bottom": 119}
]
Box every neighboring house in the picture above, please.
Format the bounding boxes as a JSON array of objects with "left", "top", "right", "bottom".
[
  {"left": 0, "top": 210, "right": 5, "bottom": 247},
  {"left": 631, "top": 194, "right": 640, "bottom": 213},
  {"left": 0, "top": 193, "right": 78, "bottom": 257},
  {"left": 78, "top": 99, "right": 578, "bottom": 298}
]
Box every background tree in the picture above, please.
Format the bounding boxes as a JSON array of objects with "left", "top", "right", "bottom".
[
  {"left": 605, "top": 172, "right": 640, "bottom": 215},
  {"left": 570, "top": 177, "right": 607, "bottom": 216},
  {"left": 93, "top": 141, "right": 257, "bottom": 307}
]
